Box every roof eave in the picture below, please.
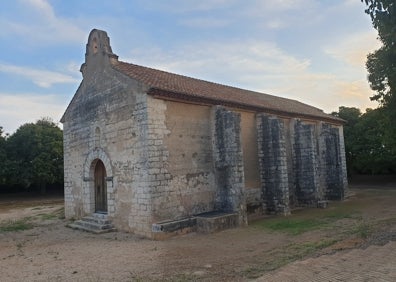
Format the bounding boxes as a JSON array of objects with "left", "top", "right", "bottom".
[{"left": 147, "top": 88, "right": 344, "bottom": 125}]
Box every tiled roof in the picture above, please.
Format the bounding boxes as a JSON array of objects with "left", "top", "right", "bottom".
[{"left": 113, "top": 61, "right": 343, "bottom": 123}]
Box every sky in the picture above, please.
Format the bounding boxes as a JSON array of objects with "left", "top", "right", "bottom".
[{"left": 0, "top": 0, "right": 381, "bottom": 134}]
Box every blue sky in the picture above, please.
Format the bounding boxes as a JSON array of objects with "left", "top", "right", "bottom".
[{"left": 0, "top": 0, "right": 380, "bottom": 134}]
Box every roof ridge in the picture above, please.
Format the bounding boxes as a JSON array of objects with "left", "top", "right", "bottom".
[
  {"left": 115, "top": 60, "right": 266, "bottom": 94},
  {"left": 115, "top": 60, "right": 321, "bottom": 106}
]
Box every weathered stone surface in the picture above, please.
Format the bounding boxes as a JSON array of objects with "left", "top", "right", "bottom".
[
  {"left": 257, "top": 114, "right": 290, "bottom": 215},
  {"left": 62, "top": 29, "right": 348, "bottom": 239},
  {"left": 153, "top": 100, "right": 216, "bottom": 222},
  {"left": 319, "top": 123, "right": 348, "bottom": 200},
  {"left": 195, "top": 211, "right": 239, "bottom": 233},
  {"left": 212, "top": 106, "right": 247, "bottom": 226},
  {"left": 68, "top": 213, "right": 116, "bottom": 234},
  {"left": 292, "top": 119, "right": 319, "bottom": 206}
]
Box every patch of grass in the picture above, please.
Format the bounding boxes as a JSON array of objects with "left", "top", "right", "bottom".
[
  {"left": 0, "top": 219, "right": 33, "bottom": 232},
  {"left": 241, "top": 239, "right": 338, "bottom": 279},
  {"left": 37, "top": 213, "right": 58, "bottom": 220},
  {"left": 253, "top": 204, "right": 362, "bottom": 235},
  {"left": 322, "top": 209, "right": 359, "bottom": 220},
  {"left": 288, "top": 240, "right": 337, "bottom": 256},
  {"left": 256, "top": 218, "right": 326, "bottom": 235},
  {"left": 57, "top": 208, "right": 65, "bottom": 219},
  {"left": 351, "top": 222, "right": 372, "bottom": 239}
]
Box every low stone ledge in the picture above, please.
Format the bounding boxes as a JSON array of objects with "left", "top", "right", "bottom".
[
  {"left": 151, "top": 211, "right": 241, "bottom": 239},
  {"left": 151, "top": 217, "right": 197, "bottom": 239},
  {"left": 152, "top": 217, "right": 197, "bottom": 233},
  {"left": 317, "top": 200, "right": 328, "bottom": 209},
  {"left": 195, "top": 211, "right": 239, "bottom": 234}
]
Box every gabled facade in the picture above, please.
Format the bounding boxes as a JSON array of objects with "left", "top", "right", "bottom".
[{"left": 61, "top": 29, "right": 347, "bottom": 238}]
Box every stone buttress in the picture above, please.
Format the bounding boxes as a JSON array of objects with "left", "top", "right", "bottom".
[
  {"left": 212, "top": 106, "right": 247, "bottom": 225},
  {"left": 256, "top": 114, "right": 290, "bottom": 215}
]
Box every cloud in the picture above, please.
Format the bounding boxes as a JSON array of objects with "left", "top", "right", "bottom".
[
  {"left": 25, "top": 0, "right": 54, "bottom": 18},
  {"left": 324, "top": 31, "right": 381, "bottom": 67},
  {"left": 143, "top": 0, "right": 316, "bottom": 31},
  {"left": 333, "top": 79, "right": 379, "bottom": 110},
  {"left": 0, "top": 0, "right": 85, "bottom": 44},
  {"left": 0, "top": 63, "right": 79, "bottom": 88},
  {"left": 66, "top": 61, "right": 81, "bottom": 74},
  {"left": 265, "top": 20, "right": 286, "bottom": 29},
  {"left": 141, "top": 0, "right": 237, "bottom": 13},
  {"left": 125, "top": 37, "right": 378, "bottom": 113},
  {"left": 0, "top": 93, "right": 65, "bottom": 134},
  {"left": 129, "top": 40, "right": 310, "bottom": 78},
  {"left": 239, "top": 0, "right": 317, "bottom": 29},
  {"left": 179, "top": 17, "right": 231, "bottom": 28},
  {"left": 257, "top": 0, "right": 314, "bottom": 11}
]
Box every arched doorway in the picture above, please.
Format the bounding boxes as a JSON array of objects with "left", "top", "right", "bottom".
[{"left": 94, "top": 159, "right": 107, "bottom": 213}]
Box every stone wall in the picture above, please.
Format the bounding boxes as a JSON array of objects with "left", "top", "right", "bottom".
[
  {"left": 63, "top": 68, "right": 154, "bottom": 235},
  {"left": 148, "top": 98, "right": 216, "bottom": 222},
  {"left": 120, "top": 92, "right": 152, "bottom": 236},
  {"left": 62, "top": 38, "right": 155, "bottom": 236},
  {"left": 292, "top": 120, "right": 319, "bottom": 206},
  {"left": 63, "top": 125, "right": 89, "bottom": 219},
  {"left": 63, "top": 29, "right": 349, "bottom": 238},
  {"left": 239, "top": 111, "right": 261, "bottom": 189},
  {"left": 284, "top": 119, "right": 296, "bottom": 207},
  {"left": 253, "top": 117, "right": 349, "bottom": 213},
  {"left": 318, "top": 123, "right": 348, "bottom": 200},
  {"left": 256, "top": 114, "right": 290, "bottom": 214},
  {"left": 339, "top": 126, "right": 348, "bottom": 195},
  {"left": 212, "top": 106, "right": 247, "bottom": 225}
]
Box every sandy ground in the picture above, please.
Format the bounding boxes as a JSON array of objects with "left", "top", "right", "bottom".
[{"left": 1, "top": 183, "right": 396, "bottom": 281}]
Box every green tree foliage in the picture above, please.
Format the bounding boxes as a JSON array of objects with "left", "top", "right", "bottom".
[
  {"left": 333, "top": 107, "right": 396, "bottom": 175},
  {"left": 0, "top": 127, "right": 7, "bottom": 185},
  {"left": 5, "top": 119, "right": 63, "bottom": 193},
  {"left": 362, "top": 0, "right": 396, "bottom": 154},
  {"left": 362, "top": 0, "right": 396, "bottom": 105},
  {"left": 331, "top": 107, "right": 362, "bottom": 175}
]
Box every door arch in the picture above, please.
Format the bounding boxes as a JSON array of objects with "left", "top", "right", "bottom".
[
  {"left": 83, "top": 148, "right": 113, "bottom": 215},
  {"left": 94, "top": 159, "right": 107, "bottom": 213}
]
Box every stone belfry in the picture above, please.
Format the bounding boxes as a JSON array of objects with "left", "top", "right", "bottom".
[{"left": 80, "top": 29, "right": 119, "bottom": 78}]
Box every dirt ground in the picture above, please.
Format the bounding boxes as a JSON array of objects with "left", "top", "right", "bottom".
[{"left": 1, "top": 181, "right": 396, "bottom": 281}]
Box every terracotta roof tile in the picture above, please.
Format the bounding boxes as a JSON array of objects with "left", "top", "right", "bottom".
[{"left": 113, "top": 60, "right": 342, "bottom": 123}]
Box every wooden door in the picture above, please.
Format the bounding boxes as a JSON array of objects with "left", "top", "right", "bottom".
[{"left": 94, "top": 160, "right": 107, "bottom": 213}]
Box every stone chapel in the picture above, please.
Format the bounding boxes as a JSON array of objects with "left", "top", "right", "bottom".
[{"left": 61, "top": 29, "right": 348, "bottom": 238}]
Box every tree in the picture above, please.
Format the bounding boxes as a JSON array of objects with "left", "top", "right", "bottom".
[
  {"left": 362, "top": 0, "right": 396, "bottom": 105},
  {"left": 6, "top": 119, "right": 63, "bottom": 193},
  {"left": 0, "top": 126, "right": 7, "bottom": 185},
  {"left": 331, "top": 107, "right": 362, "bottom": 175},
  {"left": 352, "top": 108, "right": 396, "bottom": 174},
  {"left": 333, "top": 106, "right": 396, "bottom": 175},
  {"left": 362, "top": 1, "right": 396, "bottom": 156}
]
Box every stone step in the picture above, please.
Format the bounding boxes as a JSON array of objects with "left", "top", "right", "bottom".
[
  {"left": 74, "top": 220, "right": 114, "bottom": 230},
  {"left": 91, "top": 212, "right": 109, "bottom": 220},
  {"left": 68, "top": 223, "right": 116, "bottom": 234},
  {"left": 67, "top": 214, "right": 116, "bottom": 234},
  {"left": 81, "top": 215, "right": 111, "bottom": 225}
]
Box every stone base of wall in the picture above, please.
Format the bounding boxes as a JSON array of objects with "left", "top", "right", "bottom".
[
  {"left": 195, "top": 211, "right": 239, "bottom": 234},
  {"left": 150, "top": 211, "right": 239, "bottom": 240},
  {"left": 245, "top": 187, "right": 264, "bottom": 219},
  {"left": 151, "top": 218, "right": 197, "bottom": 240}
]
